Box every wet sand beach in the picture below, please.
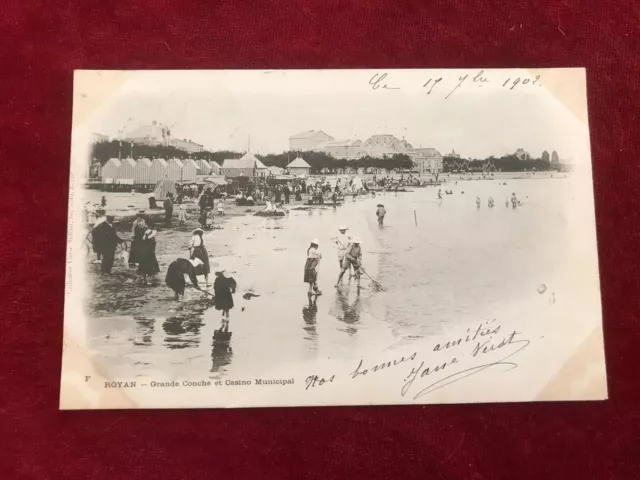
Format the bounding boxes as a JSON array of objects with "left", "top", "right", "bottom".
[{"left": 84, "top": 175, "right": 571, "bottom": 382}]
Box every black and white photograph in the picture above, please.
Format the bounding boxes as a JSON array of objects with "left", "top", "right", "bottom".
[{"left": 60, "top": 69, "right": 606, "bottom": 409}]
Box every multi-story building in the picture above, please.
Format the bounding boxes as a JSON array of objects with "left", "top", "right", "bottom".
[
  {"left": 363, "top": 134, "right": 414, "bottom": 157},
  {"left": 289, "top": 130, "right": 333, "bottom": 151},
  {"left": 447, "top": 149, "right": 461, "bottom": 159},
  {"left": 413, "top": 148, "right": 443, "bottom": 174},
  {"left": 170, "top": 138, "right": 204, "bottom": 153},
  {"left": 515, "top": 148, "right": 530, "bottom": 160},
  {"left": 315, "top": 139, "right": 366, "bottom": 160},
  {"left": 124, "top": 121, "right": 172, "bottom": 146}
]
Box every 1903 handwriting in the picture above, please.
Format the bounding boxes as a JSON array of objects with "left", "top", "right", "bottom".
[{"left": 368, "top": 69, "right": 542, "bottom": 99}]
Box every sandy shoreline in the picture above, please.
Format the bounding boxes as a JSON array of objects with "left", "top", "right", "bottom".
[{"left": 86, "top": 192, "right": 345, "bottom": 318}]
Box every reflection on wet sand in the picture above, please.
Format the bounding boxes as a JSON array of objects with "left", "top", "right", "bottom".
[
  {"left": 133, "top": 316, "right": 155, "bottom": 346},
  {"left": 162, "top": 317, "right": 203, "bottom": 349},
  {"left": 302, "top": 297, "right": 319, "bottom": 349},
  {"left": 211, "top": 337, "right": 233, "bottom": 375},
  {"left": 330, "top": 283, "right": 363, "bottom": 335}
]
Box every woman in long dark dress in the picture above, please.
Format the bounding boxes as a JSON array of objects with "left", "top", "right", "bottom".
[
  {"left": 190, "top": 228, "right": 211, "bottom": 285},
  {"left": 303, "top": 239, "right": 322, "bottom": 299},
  {"left": 213, "top": 269, "right": 237, "bottom": 331},
  {"left": 138, "top": 229, "right": 160, "bottom": 284},
  {"left": 129, "top": 212, "right": 148, "bottom": 267}
]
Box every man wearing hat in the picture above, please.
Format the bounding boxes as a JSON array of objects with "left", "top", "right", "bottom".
[
  {"left": 332, "top": 226, "right": 352, "bottom": 273},
  {"left": 336, "top": 237, "right": 362, "bottom": 287},
  {"left": 92, "top": 215, "right": 124, "bottom": 274}
]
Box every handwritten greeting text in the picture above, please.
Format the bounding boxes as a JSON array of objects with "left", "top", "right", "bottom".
[{"left": 303, "top": 319, "right": 532, "bottom": 400}]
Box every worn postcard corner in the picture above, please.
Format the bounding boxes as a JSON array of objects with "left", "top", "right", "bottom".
[{"left": 61, "top": 68, "right": 605, "bottom": 410}]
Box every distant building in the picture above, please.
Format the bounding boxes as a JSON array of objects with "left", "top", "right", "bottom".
[
  {"left": 170, "top": 138, "right": 204, "bottom": 153},
  {"left": 221, "top": 152, "right": 268, "bottom": 178},
  {"left": 515, "top": 148, "right": 530, "bottom": 160},
  {"left": 91, "top": 132, "right": 109, "bottom": 144},
  {"left": 268, "top": 166, "right": 286, "bottom": 176},
  {"left": 447, "top": 149, "right": 461, "bottom": 159},
  {"left": 363, "top": 134, "right": 414, "bottom": 157},
  {"left": 413, "top": 148, "right": 443, "bottom": 174},
  {"left": 124, "top": 121, "right": 172, "bottom": 146},
  {"left": 289, "top": 130, "right": 333, "bottom": 151},
  {"left": 551, "top": 150, "right": 560, "bottom": 164},
  {"left": 286, "top": 157, "right": 311, "bottom": 176},
  {"left": 315, "top": 139, "right": 366, "bottom": 159}
]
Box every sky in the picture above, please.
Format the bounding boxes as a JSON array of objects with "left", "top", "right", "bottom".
[{"left": 88, "top": 69, "right": 590, "bottom": 161}]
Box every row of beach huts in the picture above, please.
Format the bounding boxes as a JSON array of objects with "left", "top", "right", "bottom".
[{"left": 100, "top": 157, "right": 222, "bottom": 185}]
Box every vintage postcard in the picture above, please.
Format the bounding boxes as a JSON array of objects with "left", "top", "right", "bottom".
[{"left": 60, "top": 68, "right": 606, "bottom": 409}]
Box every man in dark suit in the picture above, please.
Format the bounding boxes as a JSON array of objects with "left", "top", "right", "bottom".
[{"left": 92, "top": 215, "right": 124, "bottom": 274}]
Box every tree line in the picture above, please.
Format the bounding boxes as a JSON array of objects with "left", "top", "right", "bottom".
[{"left": 91, "top": 140, "right": 560, "bottom": 174}]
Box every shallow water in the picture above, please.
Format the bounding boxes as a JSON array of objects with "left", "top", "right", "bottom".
[{"left": 88, "top": 178, "right": 570, "bottom": 381}]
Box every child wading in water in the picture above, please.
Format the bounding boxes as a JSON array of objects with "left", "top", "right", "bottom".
[
  {"left": 304, "top": 239, "right": 322, "bottom": 299},
  {"left": 214, "top": 268, "right": 237, "bottom": 332},
  {"left": 376, "top": 204, "right": 386, "bottom": 226}
]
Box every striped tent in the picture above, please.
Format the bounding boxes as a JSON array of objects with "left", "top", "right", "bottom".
[
  {"left": 209, "top": 160, "right": 222, "bottom": 174},
  {"left": 195, "top": 159, "right": 212, "bottom": 175},
  {"left": 149, "top": 158, "right": 168, "bottom": 183},
  {"left": 182, "top": 159, "right": 199, "bottom": 181},
  {"left": 166, "top": 158, "right": 184, "bottom": 181},
  {"left": 116, "top": 157, "right": 136, "bottom": 181},
  {"left": 133, "top": 158, "right": 152, "bottom": 184},
  {"left": 101, "top": 158, "right": 121, "bottom": 183}
]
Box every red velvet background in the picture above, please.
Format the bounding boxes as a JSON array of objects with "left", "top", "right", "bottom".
[{"left": 1, "top": 0, "right": 639, "bottom": 478}]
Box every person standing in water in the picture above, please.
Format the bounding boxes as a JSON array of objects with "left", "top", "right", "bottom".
[
  {"left": 336, "top": 238, "right": 362, "bottom": 288},
  {"left": 376, "top": 204, "right": 386, "bottom": 226},
  {"left": 476, "top": 196, "right": 481, "bottom": 208},
  {"left": 101, "top": 195, "right": 107, "bottom": 208},
  {"left": 511, "top": 192, "right": 518, "bottom": 208},
  {"left": 304, "top": 239, "right": 322, "bottom": 299},
  {"left": 488, "top": 196, "right": 495, "bottom": 208},
  {"left": 332, "top": 226, "right": 352, "bottom": 275},
  {"left": 213, "top": 268, "right": 237, "bottom": 332},
  {"left": 190, "top": 228, "right": 211, "bottom": 286}
]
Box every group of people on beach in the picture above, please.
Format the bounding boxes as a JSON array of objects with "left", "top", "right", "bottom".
[
  {"left": 303, "top": 224, "right": 370, "bottom": 303},
  {"left": 473, "top": 192, "right": 520, "bottom": 208},
  {"left": 89, "top": 208, "right": 237, "bottom": 331}
]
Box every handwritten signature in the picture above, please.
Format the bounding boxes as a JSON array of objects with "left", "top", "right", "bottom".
[{"left": 401, "top": 330, "right": 530, "bottom": 399}]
